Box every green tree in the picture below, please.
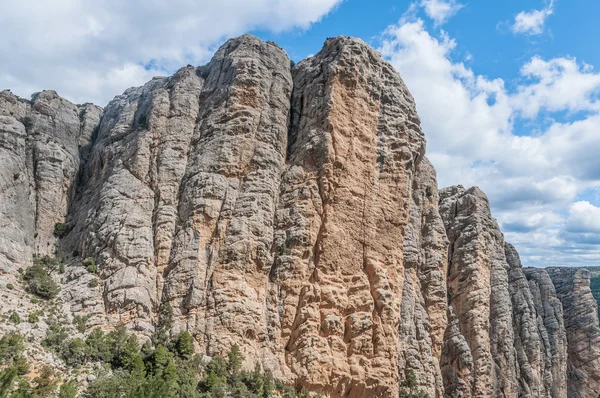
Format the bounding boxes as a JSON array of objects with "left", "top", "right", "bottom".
[
  {"left": 175, "top": 331, "right": 195, "bottom": 360},
  {"left": 0, "top": 332, "right": 25, "bottom": 364},
  {"left": 64, "top": 338, "right": 88, "bottom": 366},
  {"left": 58, "top": 380, "right": 78, "bottom": 398},
  {"left": 399, "top": 370, "right": 430, "bottom": 398},
  {"left": 9, "top": 379, "right": 34, "bottom": 398},
  {"left": 227, "top": 345, "right": 243, "bottom": 377},
  {"left": 0, "top": 366, "right": 17, "bottom": 398},
  {"left": 43, "top": 321, "right": 68, "bottom": 354},
  {"left": 31, "top": 365, "right": 58, "bottom": 397},
  {"left": 85, "top": 328, "right": 112, "bottom": 363},
  {"left": 23, "top": 261, "right": 59, "bottom": 299},
  {"left": 154, "top": 302, "right": 174, "bottom": 346}
]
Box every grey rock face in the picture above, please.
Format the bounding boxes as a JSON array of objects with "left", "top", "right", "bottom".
[
  {"left": 439, "top": 186, "right": 518, "bottom": 398},
  {"left": 546, "top": 268, "right": 600, "bottom": 398},
  {"left": 523, "top": 266, "right": 569, "bottom": 398},
  {"left": 0, "top": 90, "right": 101, "bottom": 274},
  {"left": 2, "top": 34, "right": 600, "bottom": 398}
]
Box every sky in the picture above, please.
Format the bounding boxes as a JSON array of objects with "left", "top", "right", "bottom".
[{"left": 1, "top": 0, "right": 600, "bottom": 268}]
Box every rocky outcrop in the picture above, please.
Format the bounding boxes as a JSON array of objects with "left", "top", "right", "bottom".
[
  {"left": 439, "top": 186, "right": 518, "bottom": 398},
  {"left": 0, "top": 90, "right": 101, "bottom": 274},
  {"left": 546, "top": 268, "right": 600, "bottom": 398},
  {"left": 400, "top": 157, "right": 448, "bottom": 397},
  {"left": 2, "top": 34, "right": 600, "bottom": 398},
  {"left": 510, "top": 246, "right": 568, "bottom": 398},
  {"left": 268, "top": 36, "right": 427, "bottom": 397}
]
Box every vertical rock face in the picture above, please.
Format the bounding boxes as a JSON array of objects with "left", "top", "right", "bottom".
[
  {"left": 400, "top": 157, "right": 448, "bottom": 398},
  {"left": 269, "top": 36, "right": 426, "bottom": 397},
  {"left": 522, "top": 267, "right": 568, "bottom": 398},
  {"left": 2, "top": 34, "right": 600, "bottom": 398},
  {"left": 162, "top": 35, "right": 293, "bottom": 365},
  {"left": 546, "top": 268, "right": 600, "bottom": 398},
  {"left": 508, "top": 245, "right": 568, "bottom": 398},
  {"left": 0, "top": 89, "right": 101, "bottom": 284},
  {"left": 439, "top": 186, "right": 518, "bottom": 398},
  {"left": 66, "top": 65, "right": 206, "bottom": 328}
]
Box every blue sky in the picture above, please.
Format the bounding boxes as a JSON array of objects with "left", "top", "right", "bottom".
[{"left": 2, "top": 0, "right": 599, "bottom": 267}]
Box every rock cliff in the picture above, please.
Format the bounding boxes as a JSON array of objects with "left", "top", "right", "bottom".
[{"left": 1, "top": 35, "right": 599, "bottom": 398}]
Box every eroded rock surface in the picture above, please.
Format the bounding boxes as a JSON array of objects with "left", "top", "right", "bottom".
[
  {"left": 546, "top": 268, "right": 600, "bottom": 398},
  {"left": 439, "top": 186, "right": 518, "bottom": 398},
  {"left": 1, "top": 34, "right": 600, "bottom": 398}
]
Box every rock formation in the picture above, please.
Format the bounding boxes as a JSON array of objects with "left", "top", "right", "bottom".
[{"left": 1, "top": 34, "right": 599, "bottom": 398}]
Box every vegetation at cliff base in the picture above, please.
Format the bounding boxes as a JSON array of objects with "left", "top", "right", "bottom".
[{"left": 0, "top": 325, "right": 314, "bottom": 397}]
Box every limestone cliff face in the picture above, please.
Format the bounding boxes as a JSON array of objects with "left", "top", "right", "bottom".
[
  {"left": 546, "top": 268, "right": 600, "bottom": 398},
  {"left": 1, "top": 34, "right": 600, "bottom": 398},
  {"left": 439, "top": 186, "right": 518, "bottom": 398}
]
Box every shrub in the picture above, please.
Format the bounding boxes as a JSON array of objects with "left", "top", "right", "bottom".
[
  {"left": 23, "top": 261, "right": 59, "bottom": 299},
  {"left": 6, "top": 283, "right": 13, "bottom": 290},
  {"left": 58, "top": 380, "right": 79, "bottom": 398},
  {"left": 83, "top": 257, "right": 97, "bottom": 274},
  {"left": 85, "top": 328, "right": 113, "bottom": 363},
  {"left": 88, "top": 279, "right": 99, "bottom": 288},
  {"left": 43, "top": 321, "right": 69, "bottom": 354},
  {"left": 28, "top": 310, "right": 43, "bottom": 323},
  {"left": 0, "top": 331, "right": 25, "bottom": 363},
  {"left": 73, "top": 314, "right": 91, "bottom": 333},
  {"left": 9, "top": 311, "right": 21, "bottom": 324},
  {"left": 64, "top": 338, "right": 88, "bottom": 366},
  {"left": 399, "top": 370, "right": 430, "bottom": 398},
  {"left": 197, "top": 64, "right": 210, "bottom": 79},
  {"left": 290, "top": 60, "right": 296, "bottom": 69},
  {"left": 53, "top": 222, "right": 68, "bottom": 237},
  {"left": 13, "top": 354, "right": 30, "bottom": 375}
]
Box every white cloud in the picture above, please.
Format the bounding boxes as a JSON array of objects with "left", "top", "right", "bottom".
[
  {"left": 380, "top": 17, "right": 600, "bottom": 267},
  {"left": 420, "top": 0, "right": 464, "bottom": 25},
  {"left": 0, "top": 0, "right": 342, "bottom": 106},
  {"left": 566, "top": 202, "right": 600, "bottom": 233},
  {"left": 511, "top": 1, "right": 554, "bottom": 35}
]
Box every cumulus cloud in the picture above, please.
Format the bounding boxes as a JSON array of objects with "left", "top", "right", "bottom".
[
  {"left": 380, "top": 17, "right": 600, "bottom": 267},
  {"left": 420, "top": 0, "right": 464, "bottom": 25},
  {"left": 511, "top": 1, "right": 554, "bottom": 35},
  {"left": 566, "top": 202, "right": 600, "bottom": 233},
  {"left": 0, "top": 0, "right": 342, "bottom": 106}
]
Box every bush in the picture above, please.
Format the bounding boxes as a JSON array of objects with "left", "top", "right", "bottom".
[
  {"left": 73, "top": 314, "right": 91, "bottom": 333},
  {"left": 64, "top": 338, "right": 88, "bottom": 366},
  {"left": 9, "top": 311, "right": 21, "bottom": 325},
  {"left": 83, "top": 257, "right": 98, "bottom": 274},
  {"left": 88, "top": 279, "right": 99, "bottom": 288},
  {"left": 85, "top": 328, "right": 113, "bottom": 363},
  {"left": 23, "top": 261, "right": 59, "bottom": 299},
  {"left": 0, "top": 331, "right": 25, "bottom": 364},
  {"left": 28, "top": 310, "right": 43, "bottom": 323},
  {"left": 197, "top": 64, "right": 210, "bottom": 79},
  {"left": 43, "top": 321, "right": 69, "bottom": 354},
  {"left": 6, "top": 283, "right": 13, "bottom": 290},
  {"left": 54, "top": 222, "right": 69, "bottom": 237},
  {"left": 399, "top": 370, "right": 430, "bottom": 398},
  {"left": 58, "top": 380, "right": 79, "bottom": 398}
]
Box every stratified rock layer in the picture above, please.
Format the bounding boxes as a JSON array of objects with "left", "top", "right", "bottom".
[{"left": 1, "top": 34, "right": 600, "bottom": 398}]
